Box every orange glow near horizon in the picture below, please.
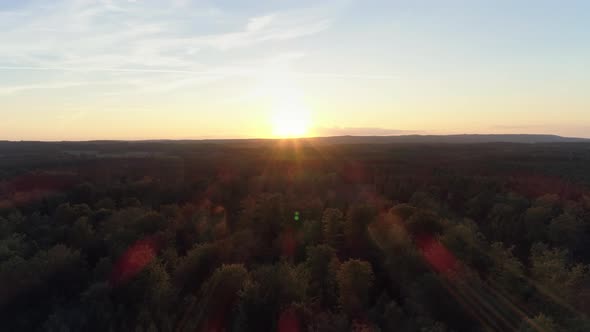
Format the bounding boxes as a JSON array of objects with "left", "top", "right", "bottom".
[{"left": 271, "top": 105, "right": 312, "bottom": 138}]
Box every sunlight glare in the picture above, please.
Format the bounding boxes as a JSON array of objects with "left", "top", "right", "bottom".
[{"left": 272, "top": 105, "right": 311, "bottom": 138}]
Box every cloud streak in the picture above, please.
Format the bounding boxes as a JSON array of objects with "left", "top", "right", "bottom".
[
  {"left": 0, "top": 1, "right": 332, "bottom": 68},
  {"left": 0, "top": 65, "right": 400, "bottom": 80},
  {"left": 0, "top": 81, "right": 89, "bottom": 95},
  {"left": 313, "top": 127, "right": 420, "bottom": 136},
  {"left": 0, "top": 0, "right": 338, "bottom": 95}
]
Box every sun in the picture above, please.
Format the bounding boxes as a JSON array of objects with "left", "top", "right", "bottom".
[
  {"left": 271, "top": 105, "right": 311, "bottom": 138},
  {"left": 258, "top": 64, "right": 313, "bottom": 138}
]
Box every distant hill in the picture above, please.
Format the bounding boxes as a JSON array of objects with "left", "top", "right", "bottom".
[
  {"left": 307, "top": 134, "right": 590, "bottom": 144},
  {"left": 1, "top": 134, "right": 589, "bottom": 150}
]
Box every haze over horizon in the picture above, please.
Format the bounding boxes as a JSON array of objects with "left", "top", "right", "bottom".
[{"left": 1, "top": 0, "right": 589, "bottom": 140}]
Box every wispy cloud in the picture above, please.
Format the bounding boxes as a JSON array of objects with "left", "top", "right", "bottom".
[
  {"left": 247, "top": 14, "right": 276, "bottom": 32},
  {"left": 0, "top": 65, "right": 400, "bottom": 80},
  {"left": 0, "top": 81, "right": 89, "bottom": 95},
  {"left": 0, "top": 0, "right": 336, "bottom": 95},
  {"left": 313, "top": 127, "right": 420, "bottom": 136},
  {"left": 0, "top": 1, "right": 331, "bottom": 66}
]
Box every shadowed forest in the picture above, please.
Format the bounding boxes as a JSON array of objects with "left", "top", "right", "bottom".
[{"left": 2, "top": 138, "right": 590, "bottom": 331}]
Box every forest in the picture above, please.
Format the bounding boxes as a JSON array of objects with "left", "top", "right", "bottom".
[{"left": 1, "top": 138, "right": 590, "bottom": 331}]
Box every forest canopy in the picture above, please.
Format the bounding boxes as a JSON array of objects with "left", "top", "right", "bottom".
[{"left": 1, "top": 139, "right": 590, "bottom": 331}]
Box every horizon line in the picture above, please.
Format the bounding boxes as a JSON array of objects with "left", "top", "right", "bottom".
[{"left": 1, "top": 133, "right": 589, "bottom": 143}]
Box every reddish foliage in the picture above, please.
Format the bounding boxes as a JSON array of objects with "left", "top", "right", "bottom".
[
  {"left": 6, "top": 173, "right": 77, "bottom": 193},
  {"left": 278, "top": 308, "right": 301, "bottom": 332},
  {"left": 110, "top": 237, "right": 158, "bottom": 286},
  {"left": 280, "top": 229, "right": 297, "bottom": 258},
  {"left": 415, "top": 234, "right": 458, "bottom": 275},
  {"left": 340, "top": 161, "right": 367, "bottom": 184}
]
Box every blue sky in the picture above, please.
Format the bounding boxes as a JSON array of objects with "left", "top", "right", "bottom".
[{"left": 1, "top": 0, "right": 589, "bottom": 140}]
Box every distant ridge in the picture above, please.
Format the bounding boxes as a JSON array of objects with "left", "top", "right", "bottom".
[
  {"left": 1, "top": 134, "right": 589, "bottom": 145},
  {"left": 307, "top": 134, "right": 590, "bottom": 144}
]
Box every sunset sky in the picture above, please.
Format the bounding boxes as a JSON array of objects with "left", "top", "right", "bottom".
[{"left": 1, "top": 0, "right": 589, "bottom": 140}]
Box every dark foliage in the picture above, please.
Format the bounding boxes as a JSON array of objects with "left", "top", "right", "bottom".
[{"left": 1, "top": 140, "right": 590, "bottom": 331}]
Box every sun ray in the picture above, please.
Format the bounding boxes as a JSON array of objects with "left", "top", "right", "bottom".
[{"left": 271, "top": 105, "right": 311, "bottom": 138}]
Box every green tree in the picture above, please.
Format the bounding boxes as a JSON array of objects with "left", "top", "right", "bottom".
[
  {"left": 344, "top": 205, "right": 377, "bottom": 256},
  {"left": 179, "top": 264, "right": 248, "bottom": 332},
  {"left": 530, "top": 243, "right": 589, "bottom": 305},
  {"left": 518, "top": 313, "right": 559, "bottom": 332},
  {"left": 322, "top": 208, "right": 344, "bottom": 249},
  {"left": 67, "top": 217, "right": 95, "bottom": 250},
  {"left": 173, "top": 243, "right": 219, "bottom": 293},
  {"left": 337, "top": 259, "right": 374, "bottom": 317},
  {"left": 524, "top": 206, "right": 553, "bottom": 243},
  {"left": 405, "top": 210, "right": 444, "bottom": 237},
  {"left": 488, "top": 242, "right": 527, "bottom": 298},
  {"left": 302, "top": 219, "right": 323, "bottom": 247},
  {"left": 547, "top": 213, "right": 585, "bottom": 253},
  {"left": 305, "top": 244, "right": 339, "bottom": 307},
  {"left": 236, "top": 262, "right": 308, "bottom": 331},
  {"left": 390, "top": 203, "right": 418, "bottom": 221}
]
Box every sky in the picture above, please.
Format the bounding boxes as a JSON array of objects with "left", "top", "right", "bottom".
[{"left": 1, "top": 0, "right": 589, "bottom": 140}]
